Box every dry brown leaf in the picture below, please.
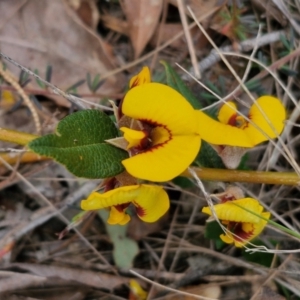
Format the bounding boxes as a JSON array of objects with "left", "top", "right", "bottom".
[
  {"left": 122, "top": 0, "right": 163, "bottom": 59},
  {"left": 251, "top": 0, "right": 287, "bottom": 26},
  {"left": 0, "top": 0, "right": 124, "bottom": 107},
  {"left": 9, "top": 263, "right": 127, "bottom": 289},
  {"left": 150, "top": 23, "right": 184, "bottom": 49},
  {"left": 67, "top": 0, "right": 100, "bottom": 30}
]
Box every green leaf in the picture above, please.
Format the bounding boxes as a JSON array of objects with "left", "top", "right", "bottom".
[
  {"left": 28, "top": 110, "right": 128, "bottom": 178},
  {"left": 66, "top": 79, "right": 86, "bottom": 93},
  {"left": 98, "top": 210, "right": 139, "bottom": 269},
  {"left": 195, "top": 141, "right": 225, "bottom": 168},
  {"left": 204, "top": 220, "right": 224, "bottom": 239},
  {"left": 46, "top": 65, "right": 52, "bottom": 83},
  {"left": 161, "top": 61, "right": 202, "bottom": 109},
  {"left": 204, "top": 220, "right": 226, "bottom": 249},
  {"left": 172, "top": 176, "right": 194, "bottom": 189},
  {"left": 34, "top": 69, "right": 46, "bottom": 89}
]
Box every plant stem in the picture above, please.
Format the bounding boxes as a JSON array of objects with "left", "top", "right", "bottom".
[
  {"left": 0, "top": 152, "right": 48, "bottom": 166},
  {"left": 0, "top": 128, "right": 38, "bottom": 146},
  {"left": 182, "top": 167, "right": 300, "bottom": 186}
]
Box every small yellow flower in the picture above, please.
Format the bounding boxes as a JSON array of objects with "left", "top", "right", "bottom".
[
  {"left": 129, "top": 279, "right": 148, "bottom": 300},
  {"left": 202, "top": 198, "right": 271, "bottom": 247},
  {"left": 81, "top": 184, "right": 169, "bottom": 225},
  {"left": 197, "top": 96, "right": 286, "bottom": 147}
]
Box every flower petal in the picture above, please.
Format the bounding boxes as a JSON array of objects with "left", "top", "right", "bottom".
[
  {"left": 218, "top": 101, "right": 238, "bottom": 124},
  {"left": 122, "top": 83, "right": 198, "bottom": 135},
  {"left": 81, "top": 185, "right": 141, "bottom": 210},
  {"left": 120, "top": 127, "right": 147, "bottom": 149},
  {"left": 196, "top": 110, "right": 254, "bottom": 147},
  {"left": 220, "top": 211, "right": 271, "bottom": 247},
  {"left": 202, "top": 198, "right": 264, "bottom": 223},
  {"left": 129, "top": 66, "right": 151, "bottom": 88},
  {"left": 132, "top": 185, "right": 169, "bottom": 222},
  {"left": 107, "top": 206, "right": 130, "bottom": 225},
  {"left": 81, "top": 185, "right": 169, "bottom": 223},
  {"left": 130, "top": 279, "right": 148, "bottom": 300},
  {"left": 240, "top": 211, "right": 270, "bottom": 243},
  {"left": 244, "top": 96, "right": 286, "bottom": 145},
  {"left": 122, "top": 135, "right": 201, "bottom": 181}
]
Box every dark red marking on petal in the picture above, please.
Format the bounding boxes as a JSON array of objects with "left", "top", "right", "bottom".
[
  {"left": 114, "top": 203, "right": 130, "bottom": 212},
  {"left": 220, "top": 195, "right": 237, "bottom": 203},
  {"left": 133, "top": 201, "right": 146, "bottom": 217},
  {"left": 228, "top": 222, "right": 254, "bottom": 242},
  {"left": 228, "top": 114, "right": 238, "bottom": 126},
  {"left": 129, "top": 119, "right": 173, "bottom": 155}
]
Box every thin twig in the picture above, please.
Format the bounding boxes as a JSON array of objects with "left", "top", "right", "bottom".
[
  {"left": 130, "top": 270, "right": 213, "bottom": 300},
  {"left": 0, "top": 156, "right": 111, "bottom": 269},
  {"left": 177, "top": 0, "right": 200, "bottom": 78},
  {"left": 185, "top": 30, "right": 285, "bottom": 78},
  {"left": 0, "top": 63, "right": 41, "bottom": 133},
  {"left": 0, "top": 52, "right": 87, "bottom": 110}
]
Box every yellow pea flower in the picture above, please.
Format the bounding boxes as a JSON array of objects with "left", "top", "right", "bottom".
[
  {"left": 81, "top": 184, "right": 169, "bottom": 225},
  {"left": 197, "top": 97, "right": 286, "bottom": 147},
  {"left": 202, "top": 198, "right": 271, "bottom": 247},
  {"left": 129, "top": 279, "right": 148, "bottom": 300},
  {"left": 121, "top": 82, "right": 201, "bottom": 182}
]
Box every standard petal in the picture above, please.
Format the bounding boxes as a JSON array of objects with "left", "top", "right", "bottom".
[
  {"left": 81, "top": 186, "right": 141, "bottom": 210},
  {"left": 196, "top": 110, "right": 254, "bottom": 147},
  {"left": 202, "top": 198, "right": 264, "bottom": 223},
  {"left": 244, "top": 96, "right": 286, "bottom": 145},
  {"left": 132, "top": 185, "right": 170, "bottom": 222},
  {"left": 122, "top": 83, "right": 198, "bottom": 135},
  {"left": 129, "top": 66, "right": 151, "bottom": 88},
  {"left": 122, "top": 135, "right": 201, "bottom": 181}
]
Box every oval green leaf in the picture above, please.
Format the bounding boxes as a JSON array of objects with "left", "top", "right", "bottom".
[{"left": 28, "top": 110, "right": 128, "bottom": 178}]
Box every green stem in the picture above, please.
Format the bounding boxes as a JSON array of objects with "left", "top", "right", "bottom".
[
  {"left": 182, "top": 167, "right": 300, "bottom": 186},
  {"left": 0, "top": 128, "right": 38, "bottom": 146},
  {"left": 267, "top": 219, "right": 300, "bottom": 240}
]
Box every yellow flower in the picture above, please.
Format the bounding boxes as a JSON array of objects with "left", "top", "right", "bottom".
[
  {"left": 120, "top": 67, "right": 285, "bottom": 180},
  {"left": 129, "top": 66, "right": 151, "bottom": 88},
  {"left": 202, "top": 198, "right": 271, "bottom": 247},
  {"left": 129, "top": 279, "right": 148, "bottom": 300},
  {"left": 197, "top": 96, "right": 286, "bottom": 147},
  {"left": 121, "top": 82, "right": 201, "bottom": 182},
  {"left": 81, "top": 184, "right": 169, "bottom": 225}
]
